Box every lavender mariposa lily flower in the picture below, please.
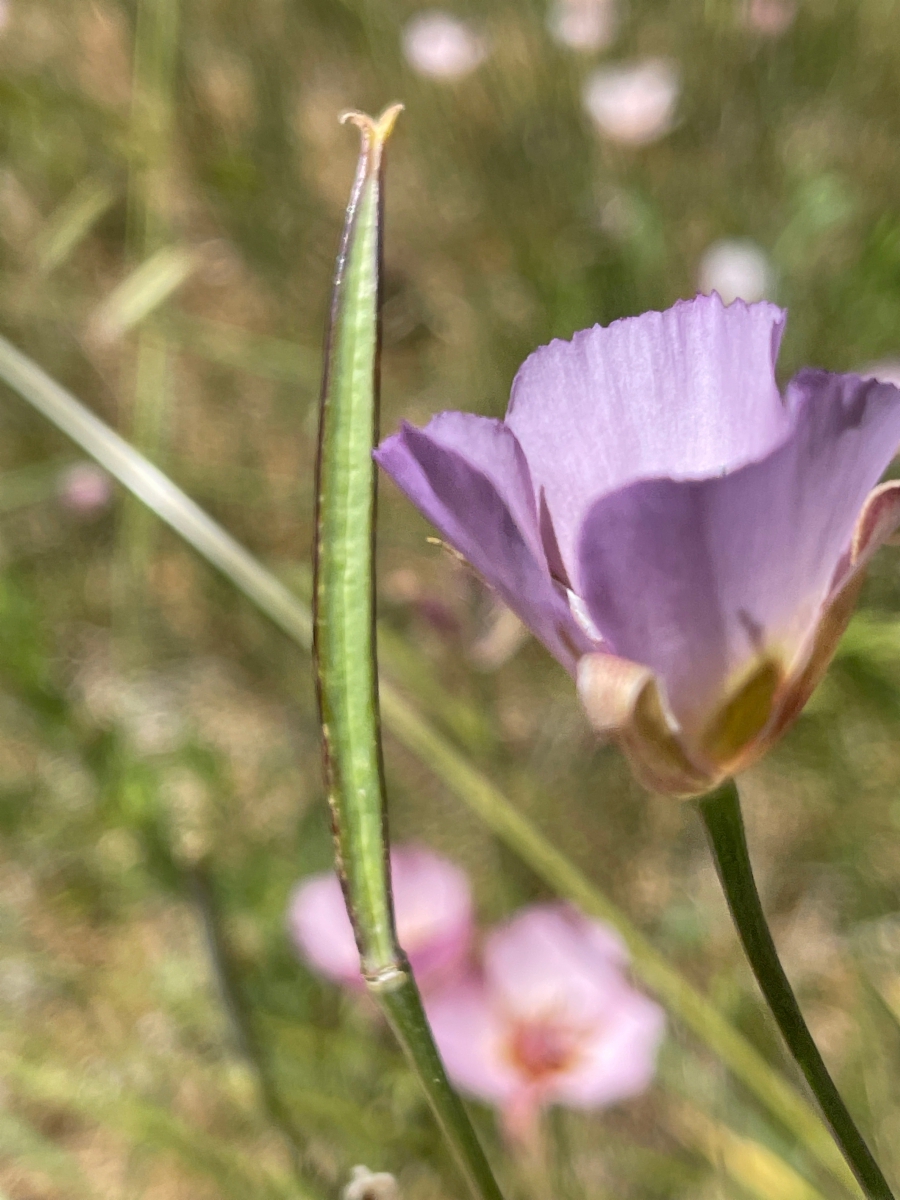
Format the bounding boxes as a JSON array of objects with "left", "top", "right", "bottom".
[{"left": 376, "top": 295, "right": 900, "bottom": 796}]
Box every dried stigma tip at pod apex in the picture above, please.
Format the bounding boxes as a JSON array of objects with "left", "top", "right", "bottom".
[{"left": 339, "top": 103, "right": 405, "bottom": 172}]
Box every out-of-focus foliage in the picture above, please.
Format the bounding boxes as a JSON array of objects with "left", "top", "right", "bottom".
[{"left": 2, "top": 1, "right": 900, "bottom": 1197}]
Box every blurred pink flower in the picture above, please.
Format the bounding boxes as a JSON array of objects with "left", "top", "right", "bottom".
[
  {"left": 426, "top": 904, "right": 665, "bottom": 1139},
  {"left": 57, "top": 462, "right": 113, "bottom": 517},
  {"left": 288, "top": 844, "right": 473, "bottom": 991},
  {"left": 698, "top": 239, "right": 775, "bottom": 304},
  {"left": 743, "top": 0, "right": 796, "bottom": 36},
  {"left": 401, "top": 11, "right": 487, "bottom": 80},
  {"left": 547, "top": 0, "right": 617, "bottom": 53},
  {"left": 582, "top": 59, "right": 679, "bottom": 146}
]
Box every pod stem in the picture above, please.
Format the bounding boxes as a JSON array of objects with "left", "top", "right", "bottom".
[{"left": 313, "top": 105, "right": 504, "bottom": 1200}]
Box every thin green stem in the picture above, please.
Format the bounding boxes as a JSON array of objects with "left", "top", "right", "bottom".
[
  {"left": 373, "top": 962, "right": 506, "bottom": 1195},
  {"left": 0, "top": 333, "right": 312, "bottom": 647},
  {"left": 117, "top": 0, "right": 180, "bottom": 659},
  {"left": 186, "top": 860, "right": 319, "bottom": 1187},
  {"left": 374, "top": 965, "right": 503, "bottom": 1200},
  {"left": 699, "top": 780, "right": 893, "bottom": 1200},
  {"left": 35, "top": 176, "right": 118, "bottom": 276},
  {"left": 117, "top": 329, "right": 170, "bottom": 623}
]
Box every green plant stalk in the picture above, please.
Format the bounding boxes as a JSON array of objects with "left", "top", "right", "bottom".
[
  {"left": 699, "top": 780, "right": 893, "bottom": 1200},
  {"left": 120, "top": 330, "right": 169, "bottom": 580},
  {"left": 186, "top": 860, "right": 321, "bottom": 1190},
  {"left": 117, "top": 0, "right": 179, "bottom": 657},
  {"left": 35, "top": 176, "right": 118, "bottom": 276},
  {"left": 0, "top": 333, "right": 856, "bottom": 1195},
  {"left": 313, "top": 105, "right": 504, "bottom": 1200},
  {"left": 127, "top": 0, "right": 179, "bottom": 255},
  {"left": 0, "top": 333, "right": 313, "bottom": 646}
]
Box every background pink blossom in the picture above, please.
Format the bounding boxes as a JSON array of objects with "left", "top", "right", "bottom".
[{"left": 426, "top": 904, "right": 665, "bottom": 1139}]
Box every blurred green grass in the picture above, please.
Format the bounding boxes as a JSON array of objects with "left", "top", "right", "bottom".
[{"left": 3, "top": 0, "right": 900, "bottom": 1197}]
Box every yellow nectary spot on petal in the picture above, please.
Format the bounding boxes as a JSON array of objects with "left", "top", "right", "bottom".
[
  {"left": 623, "top": 674, "right": 717, "bottom": 797},
  {"left": 699, "top": 658, "right": 782, "bottom": 766}
]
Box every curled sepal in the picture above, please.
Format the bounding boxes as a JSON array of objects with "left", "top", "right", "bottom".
[
  {"left": 577, "top": 653, "right": 715, "bottom": 796},
  {"left": 760, "top": 478, "right": 900, "bottom": 750},
  {"left": 852, "top": 478, "right": 900, "bottom": 560}
]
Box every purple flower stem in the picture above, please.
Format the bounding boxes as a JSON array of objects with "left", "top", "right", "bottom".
[{"left": 699, "top": 780, "right": 894, "bottom": 1200}]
